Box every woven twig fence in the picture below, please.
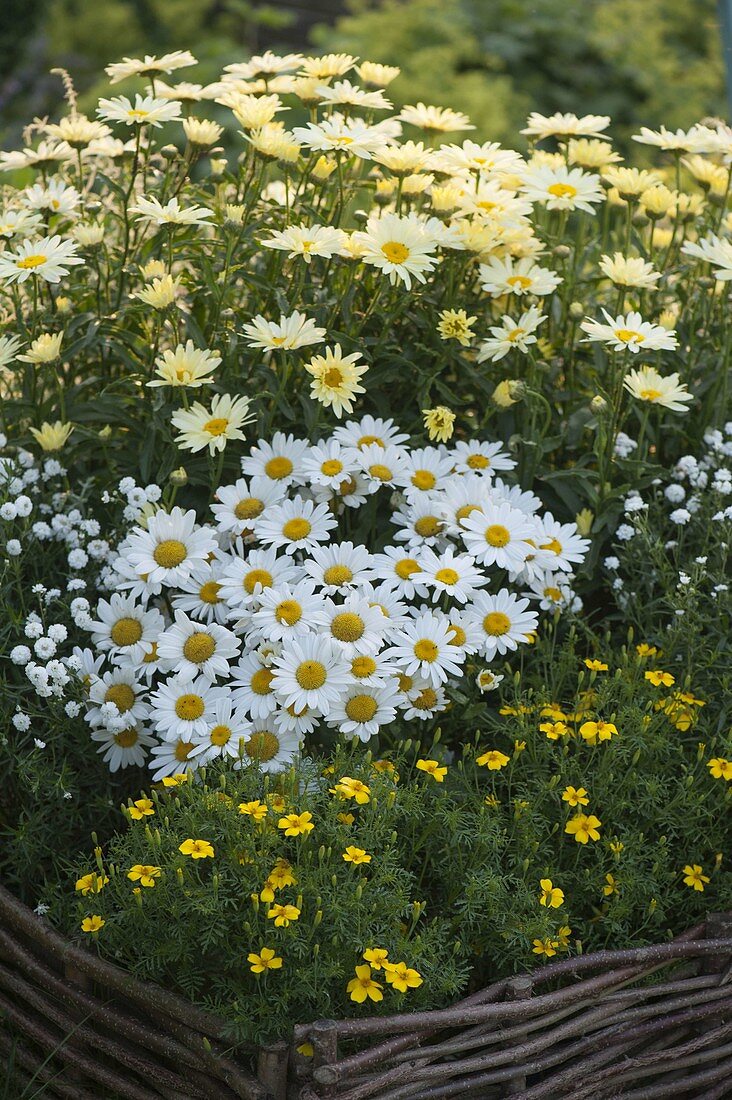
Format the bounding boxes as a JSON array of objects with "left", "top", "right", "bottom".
[{"left": 1, "top": 882, "right": 731, "bottom": 1100}]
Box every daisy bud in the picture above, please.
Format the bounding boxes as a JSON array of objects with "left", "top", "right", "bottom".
[
  {"left": 160, "top": 144, "right": 179, "bottom": 161},
  {"left": 209, "top": 157, "right": 228, "bottom": 177},
  {"left": 99, "top": 426, "right": 112, "bottom": 439},
  {"left": 553, "top": 244, "right": 571, "bottom": 259},
  {"left": 568, "top": 301, "right": 584, "bottom": 319},
  {"left": 169, "top": 466, "right": 188, "bottom": 487},
  {"left": 590, "top": 395, "right": 608, "bottom": 414}
]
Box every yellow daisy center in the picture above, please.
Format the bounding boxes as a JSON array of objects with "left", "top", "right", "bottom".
[
  {"left": 16, "top": 254, "right": 47, "bottom": 269},
  {"left": 105, "top": 684, "right": 136, "bottom": 713},
  {"left": 246, "top": 730, "right": 280, "bottom": 762},
  {"left": 466, "top": 454, "right": 489, "bottom": 469},
  {"left": 485, "top": 524, "right": 510, "bottom": 548},
  {"left": 448, "top": 623, "right": 466, "bottom": 646},
  {"left": 381, "top": 241, "right": 410, "bottom": 263},
  {"left": 244, "top": 568, "right": 273, "bottom": 594},
  {"left": 330, "top": 611, "right": 365, "bottom": 643},
  {"left": 114, "top": 727, "right": 139, "bottom": 747},
  {"left": 547, "top": 182, "right": 577, "bottom": 199},
  {"left": 434, "top": 567, "right": 459, "bottom": 586},
  {"left": 483, "top": 611, "right": 511, "bottom": 636},
  {"left": 295, "top": 660, "right": 327, "bottom": 690},
  {"left": 369, "top": 463, "right": 393, "bottom": 481},
  {"left": 411, "top": 469, "right": 436, "bottom": 491},
  {"left": 110, "top": 617, "right": 143, "bottom": 647},
  {"left": 456, "top": 504, "right": 480, "bottom": 525},
  {"left": 507, "top": 274, "right": 532, "bottom": 289},
  {"left": 615, "top": 329, "right": 644, "bottom": 343},
  {"left": 282, "top": 517, "right": 311, "bottom": 541},
  {"left": 323, "top": 367, "right": 344, "bottom": 388},
  {"left": 250, "top": 668, "right": 274, "bottom": 695},
  {"left": 358, "top": 434, "right": 383, "bottom": 447},
  {"left": 154, "top": 539, "right": 187, "bottom": 569},
  {"left": 414, "top": 639, "right": 439, "bottom": 662},
  {"left": 198, "top": 581, "right": 222, "bottom": 604},
  {"left": 541, "top": 537, "right": 563, "bottom": 555},
  {"left": 275, "top": 599, "right": 302, "bottom": 626},
  {"left": 640, "top": 387, "right": 662, "bottom": 401},
  {"left": 203, "top": 417, "right": 229, "bottom": 436},
  {"left": 235, "top": 497, "right": 264, "bottom": 520},
  {"left": 414, "top": 687, "right": 438, "bottom": 709},
  {"left": 507, "top": 327, "right": 525, "bottom": 342},
  {"left": 395, "top": 558, "right": 420, "bottom": 580},
  {"left": 323, "top": 564, "right": 353, "bottom": 586},
  {"left": 544, "top": 586, "right": 562, "bottom": 602},
  {"left": 174, "top": 740, "right": 195, "bottom": 762},
  {"left": 182, "top": 633, "right": 216, "bottom": 664},
  {"left": 345, "top": 695, "right": 378, "bottom": 723},
  {"left": 209, "top": 723, "right": 233, "bottom": 746},
  {"left": 414, "top": 516, "right": 442, "bottom": 538},
  {"left": 175, "top": 693, "right": 205, "bottom": 721},
  {"left": 265, "top": 456, "right": 293, "bottom": 480},
  {"left": 351, "top": 655, "right": 377, "bottom": 678},
  {"left": 321, "top": 458, "right": 343, "bottom": 476}
]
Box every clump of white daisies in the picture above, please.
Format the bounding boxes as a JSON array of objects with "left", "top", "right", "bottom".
[{"left": 71, "top": 418, "right": 589, "bottom": 779}]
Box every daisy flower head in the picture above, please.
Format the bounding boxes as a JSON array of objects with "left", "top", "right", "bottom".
[
  {"left": 149, "top": 341, "right": 221, "bottom": 389},
  {"left": 230, "top": 653, "right": 278, "bottom": 721},
  {"left": 241, "top": 432, "right": 309, "bottom": 486},
  {"left": 260, "top": 223, "right": 347, "bottom": 264},
  {"left": 91, "top": 721, "right": 157, "bottom": 772},
  {"left": 354, "top": 443, "right": 407, "bottom": 493},
  {"left": 332, "top": 414, "right": 409, "bottom": 451},
  {"left": 87, "top": 593, "right": 163, "bottom": 665},
  {"left": 391, "top": 496, "right": 448, "bottom": 549},
  {"left": 450, "top": 440, "right": 515, "bottom": 476},
  {"left": 211, "top": 476, "right": 285, "bottom": 538},
  {"left": 87, "top": 666, "right": 150, "bottom": 732},
  {"left": 0, "top": 235, "right": 84, "bottom": 284},
  {"left": 580, "top": 310, "right": 678, "bottom": 354},
  {"left": 304, "top": 345, "right": 368, "bottom": 417},
  {"left": 301, "top": 541, "right": 374, "bottom": 594},
  {"left": 399, "top": 103, "right": 474, "bottom": 133},
  {"left": 170, "top": 565, "right": 228, "bottom": 626},
  {"left": 352, "top": 213, "right": 440, "bottom": 289},
  {"left": 535, "top": 514, "right": 591, "bottom": 574},
  {"left": 623, "top": 366, "right": 692, "bottom": 413},
  {"left": 149, "top": 674, "right": 227, "bottom": 741},
  {"left": 105, "top": 50, "right": 196, "bottom": 84},
  {"left": 522, "top": 112, "right": 610, "bottom": 141},
  {"left": 130, "top": 195, "right": 213, "bottom": 228},
  {"left": 124, "top": 507, "right": 216, "bottom": 587},
  {"left": 249, "top": 581, "right": 326, "bottom": 644},
  {"left": 479, "top": 255, "right": 562, "bottom": 299},
  {"left": 460, "top": 501, "right": 537, "bottom": 571},
  {"left": 157, "top": 611, "right": 240, "bottom": 682},
  {"left": 97, "top": 94, "right": 182, "bottom": 128},
  {"left": 271, "top": 635, "right": 351, "bottom": 714},
  {"left": 520, "top": 165, "right": 604, "bottom": 214},
  {"left": 632, "top": 126, "right": 704, "bottom": 152},
  {"left": 599, "top": 253, "right": 662, "bottom": 290},
  {"left": 257, "top": 495, "right": 337, "bottom": 555},
  {"left": 477, "top": 305, "right": 546, "bottom": 362},
  {"left": 437, "top": 308, "right": 477, "bottom": 346},
  {"left": 414, "top": 546, "right": 487, "bottom": 604},
  {"left": 422, "top": 406, "right": 456, "bottom": 444},
  {"left": 384, "top": 611, "right": 464, "bottom": 687},
  {"left": 466, "top": 589, "right": 539, "bottom": 658},
  {"left": 148, "top": 735, "right": 202, "bottom": 782},
  {"left": 172, "top": 393, "right": 254, "bottom": 455},
  {"left": 397, "top": 446, "right": 454, "bottom": 499},
  {"left": 401, "top": 679, "right": 449, "bottom": 721},
  {"left": 327, "top": 681, "right": 400, "bottom": 741},
  {"left": 242, "top": 311, "right": 326, "bottom": 352},
  {"left": 316, "top": 79, "right": 392, "bottom": 111},
  {"left": 292, "top": 115, "right": 385, "bottom": 159},
  {"left": 682, "top": 234, "right": 732, "bottom": 280},
  {"left": 217, "top": 547, "right": 302, "bottom": 612},
  {"left": 190, "top": 697, "right": 249, "bottom": 764},
  {"left": 321, "top": 593, "right": 387, "bottom": 656}
]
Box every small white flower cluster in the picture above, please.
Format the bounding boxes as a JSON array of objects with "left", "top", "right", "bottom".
[{"left": 76, "top": 419, "right": 589, "bottom": 778}]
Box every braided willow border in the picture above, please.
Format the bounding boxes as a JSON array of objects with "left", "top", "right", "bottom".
[{"left": 1, "top": 882, "right": 731, "bottom": 1099}]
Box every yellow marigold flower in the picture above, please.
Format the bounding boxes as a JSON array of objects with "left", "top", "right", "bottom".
[
  {"left": 485, "top": 794, "right": 500, "bottom": 807},
  {"left": 343, "top": 846, "right": 372, "bottom": 865},
  {"left": 416, "top": 758, "right": 447, "bottom": 782},
  {"left": 579, "top": 720, "right": 618, "bottom": 744},
  {"left": 584, "top": 659, "right": 608, "bottom": 672},
  {"left": 422, "top": 405, "right": 456, "bottom": 443},
  {"left": 81, "top": 915, "right": 105, "bottom": 933},
  {"left": 609, "top": 840, "right": 624, "bottom": 855},
  {"left": 127, "top": 865, "right": 161, "bottom": 887},
  {"left": 372, "top": 759, "right": 398, "bottom": 778},
  {"left": 128, "top": 797, "right": 154, "bottom": 820},
  {"left": 541, "top": 704, "right": 567, "bottom": 721},
  {"left": 708, "top": 758, "right": 732, "bottom": 781},
  {"left": 161, "top": 773, "right": 188, "bottom": 787},
  {"left": 565, "top": 813, "right": 602, "bottom": 844},
  {"left": 268, "top": 860, "right": 296, "bottom": 890},
  {"left": 332, "top": 777, "right": 371, "bottom": 804},
  {"left": 476, "top": 749, "right": 510, "bottom": 770},
  {"left": 337, "top": 812, "right": 355, "bottom": 825},
  {"left": 514, "top": 740, "right": 527, "bottom": 754},
  {"left": 556, "top": 926, "right": 572, "bottom": 949},
  {"left": 682, "top": 864, "right": 709, "bottom": 892},
  {"left": 539, "top": 878, "right": 564, "bottom": 908},
  {"left": 541, "top": 720, "right": 569, "bottom": 741},
  {"left": 29, "top": 421, "right": 73, "bottom": 452},
  {"left": 532, "top": 938, "right": 558, "bottom": 957},
  {"left": 636, "top": 643, "right": 658, "bottom": 658},
  {"left": 383, "top": 961, "right": 423, "bottom": 992},
  {"left": 645, "top": 670, "right": 675, "bottom": 687},
  {"left": 347, "top": 965, "right": 383, "bottom": 1003},
  {"left": 75, "top": 872, "right": 109, "bottom": 896},
  {"left": 239, "top": 799, "right": 268, "bottom": 821},
  {"left": 562, "top": 786, "right": 589, "bottom": 807},
  {"left": 267, "top": 793, "right": 288, "bottom": 813},
  {"left": 248, "top": 946, "right": 283, "bottom": 974},
  {"left": 437, "top": 308, "right": 476, "bottom": 346},
  {"left": 277, "top": 811, "right": 314, "bottom": 837},
  {"left": 179, "top": 838, "right": 214, "bottom": 859},
  {"left": 267, "top": 903, "right": 301, "bottom": 927},
  {"left": 363, "top": 947, "right": 389, "bottom": 970},
  {"left": 603, "top": 873, "right": 620, "bottom": 897}
]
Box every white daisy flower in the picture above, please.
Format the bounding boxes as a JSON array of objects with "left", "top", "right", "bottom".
[
  {"left": 292, "top": 115, "right": 385, "bottom": 159},
  {"left": 460, "top": 502, "right": 538, "bottom": 571},
  {"left": 171, "top": 564, "right": 229, "bottom": 625},
  {"left": 401, "top": 679, "right": 449, "bottom": 720},
  {"left": 249, "top": 581, "right": 327, "bottom": 643},
  {"left": 87, "top": 667, "right": 150, "bottom": 731},
  {"left": 149, "top": 674, "right": 227, "bottom": 741},
  {"left": 260, "top": 222, "right": 348, "bottom": 263},
  {"left": 492, "top": 478, "right": 543, "bottom": 516},
  {"left": 450, "top": 440, "right": 516, "bottom": 476},
  {"left": 333, "top": 415, "right": 409, "bottom": 451},
  {"left": 477, "top": 305, "right": 546, "bottom": 363},
  {"left": 371, "top": 545, "right": 429, "bottom": 599},
  {"left": 352, "top": 212, "right": 440, "bottom": 289},
  {"left": 240, "top": 720, "right": 302, "bottom": 773},
  {"left": 391, "top": 497, "right": 448, "bottom": 549},
  {"left": 190, "top": 698, "right": 248, "bottom": 763},
  {"left": 105, "top": 50, "right": 196, "bottom": 83},
  {"left": 110, "top": 553, "right": 164, "bottom": 603},
  {"left": 682, "top": 234, "right": 732, "bottom": 280},
  {"left": 97, "top": 94, "right": 182, "bottom": 128},
  {"left": 124, "top": 507, "right": 217, "bottom": 587},
  {"left": 522, "top": 112, "right": 610, "bottom": 140},
  {"left": 129, "top": 195, "right": 213, "bottom": 228},
  {"left": 384, "top": 612, "right": 464, "bottom": 687},
  {"left": 241, "top": 432, "right": 309, "bottom": 486},
  {"left": 91, "top": 722, "right": 156, "bottom": 772},
  {"left": 535, "top": 515, "right": 591, "bottom": 573},
  {"left": 257, "top": 495, "right": 338, "bottom": 555},
  {"left": 441, "top": 609, "right": 486, "bottom": 655},
  {"left": 272, "top": 702, "right": 319, "bottom": 737},
  {"left": 580, "top": 309, "right": 678, "bottom": 354},
  {"left": 414, "top": 546, "right": 487, "bottom": 604},
  {"left": 361, "top": 581, "right": 411, "bottom": 635},
  {"left": 217, "top": 547, "right": 302, "bottom": 612},
  {"left": 241, "top": 311, "right": 326, "bottom": 352},
  {"left": 526, "top": 573, "right": 582, "bottom": 612},
  {"left": 346, "top": 649, "right": 400, "bottom": 687},
  {"left": 172, "top": 393, "right": 254, "bottom": 454},
  {"left": 148, "top": 735, "right": 202, "bottom": 782},
  {"left": 327, "top": 681, "right": 400, "bottom": 741},
  {"left": 431, "top": 140, "right": 524, "bottom": 177},
  {"left": 301, "top": 440, "right": 358, "bottom": 492},
  {"left": 24, "top": 179, "right": 81, "bottom": 217},
  {"left": 301, "top": 542, "right": 374, "bottom": 594},
  {"left": 0, "top": 209, "right": 44, "bottom": 239},
  {"left": 87, "top": 593, "right": 163, "bottom": 664},
  {"left": 321, "top": 594, "right": 386, "bottom": 656},
  {"left": 354, "top": 443, "right": 408, "bottom": 493},
  {"left": 211, "top": 476, "right": 285, "bottom": 537},
  {"left": 271, "top": 635, "right": 351, "bottom": 714},
  {"left": 520, "top": 164, "right": 604, "bottom": 213},
  {"left": 476, "top": 670, "right": 504, "bottom": 693},
  {"left": 465, "top": 590, "right": 539, "bottom": 658},
  {"left": 397, "top": 446, "right": 454, "bottom": 497},
  {"left": 623, "top": 366, "right": 692, "bottom": 413},
  {"left": 157, "top": 611, "right": 241, "bottom": 682},
  {"left": 230, "top": 653, "right": 279, "bottom": 720},
  {"left": 479, "top": 255, "right": 562, "bottom": 298},
  {"left": 436, "top": 473, "right": 491, "bottom": 534},
  {"left": 0, "top": 234, "right": 84, "bottom": 284}
]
